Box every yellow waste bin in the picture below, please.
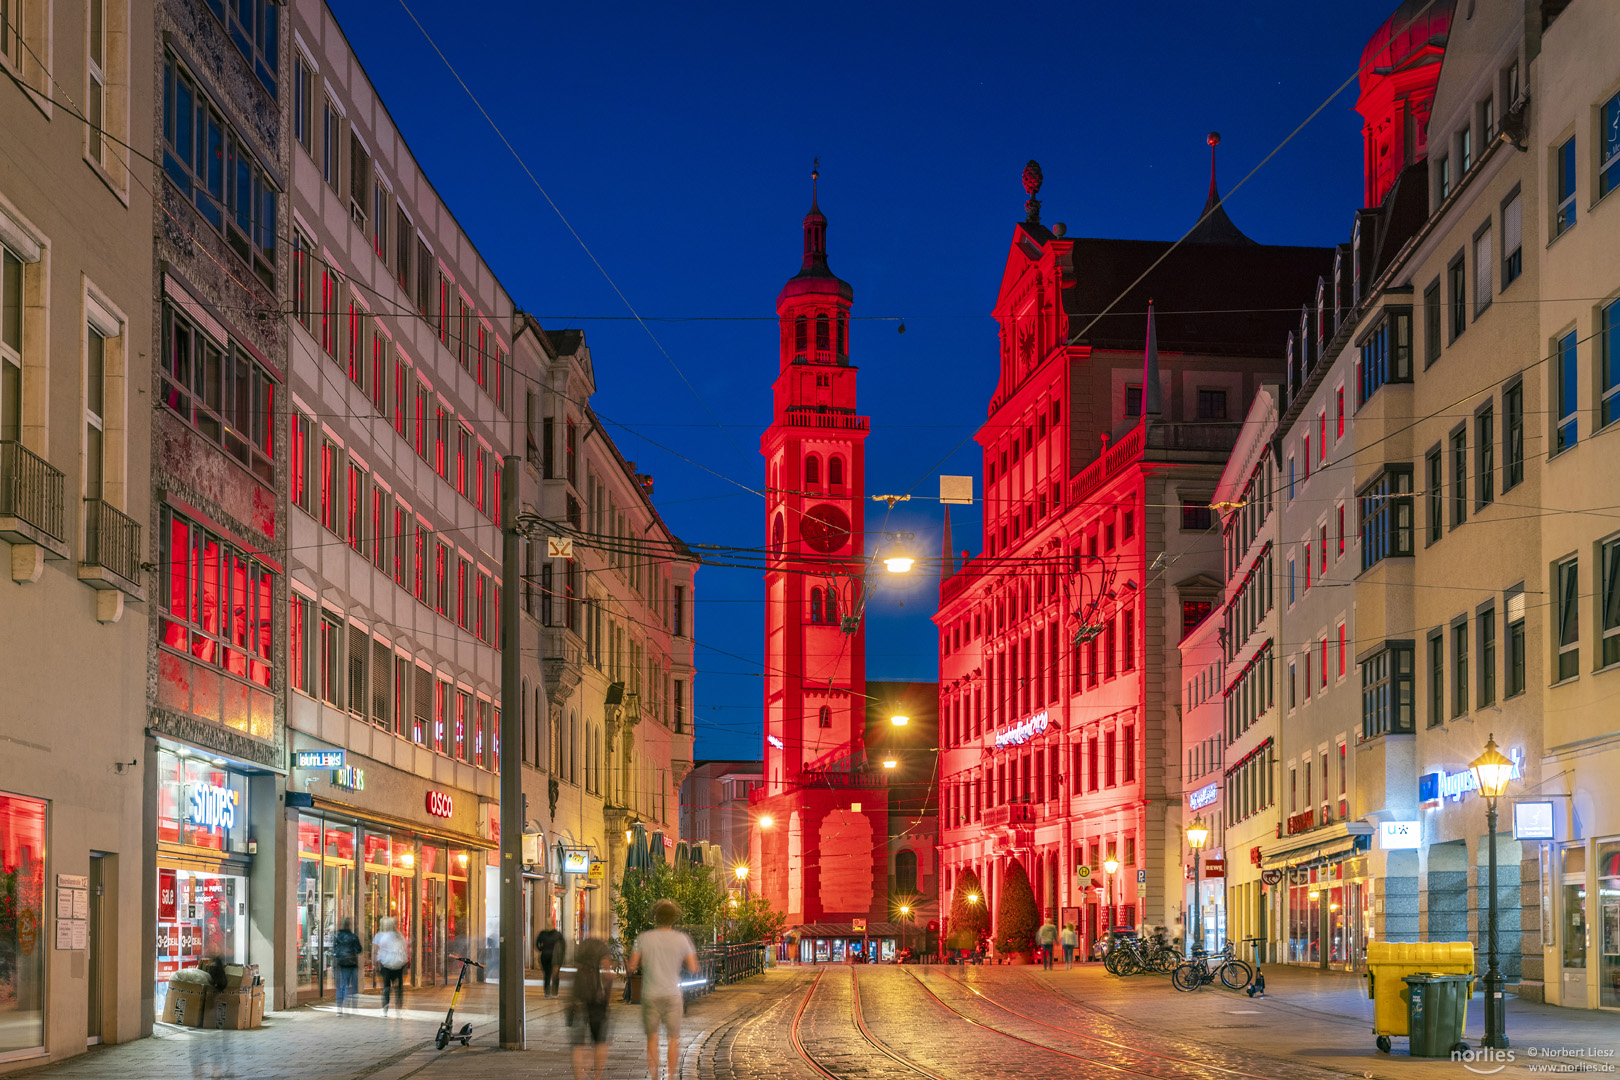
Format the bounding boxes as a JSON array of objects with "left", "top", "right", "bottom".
[{"left": 1365, "top": 941, "right": 1475, "bottom": 1053}]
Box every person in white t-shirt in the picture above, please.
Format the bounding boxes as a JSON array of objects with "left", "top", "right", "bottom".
[
  {"left": 629, "top": 899, "right": 697, "bottom": 1080},
  {"left": 371, "top": 917, "right": 409, "bottom": 1016}
]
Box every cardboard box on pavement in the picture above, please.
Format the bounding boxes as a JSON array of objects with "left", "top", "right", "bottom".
[
  {"left": 165, "top": 982, "right": 211, "bottom": 1027},
  {"left": 210, "top": 987, "right": 264, "bottom": 1029},
  {"left": 222, "top": 964, "right": 259, "bottom": 990}
]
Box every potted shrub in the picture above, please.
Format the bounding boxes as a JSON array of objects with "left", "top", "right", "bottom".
[
  {"left": 994, "top": 859, "right": 1038, "bottom": 965},
  {"left": 945, "top": 867, "right": 989, "bottom": 960}
]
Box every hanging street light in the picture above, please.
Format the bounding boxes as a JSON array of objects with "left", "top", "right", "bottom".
[{"left": 1470, "top": 733, "right": 1514, "bottom": 1050}]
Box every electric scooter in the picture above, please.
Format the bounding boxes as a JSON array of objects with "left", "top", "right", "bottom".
[
  {"left": 435, "top": 955, "right": 484, "bottom": 1049},
  {"left": 1243, "top": 936, "right": 1267, "bottom": 998}
]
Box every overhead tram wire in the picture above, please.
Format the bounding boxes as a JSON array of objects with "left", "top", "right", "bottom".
[{"left": 393, "top": 0, "right": 751, "bottom": 469}]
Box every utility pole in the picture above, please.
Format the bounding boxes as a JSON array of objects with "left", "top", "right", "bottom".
[{"left": 499, "top": 456, "right": 525, "bottom": 1049}]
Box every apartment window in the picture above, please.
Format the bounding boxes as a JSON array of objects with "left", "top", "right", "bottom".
[
  {"left": 1555, "top": 136, "right": 1577, "bottom": 237},
  {"left": 1504, "top": 381, "right": 1524, "bottom": 490},
  {"left": 1335, "top": 385, "right": 1345, "bottom": 438},
  {"left": 214, "top": 0, "right": 279, "bottom": 97},
  {"left": 1555, "top": 331, "right": 1578, "bottom": 454},
  {"left": 1480, "top": 95, "right": 1495, "bottom": 141},
  {"left": 1426, "top": 445, "right": 1441, "bottom": 543},
  {"left": 292, "top": 52, "right": 314, "bottom": 153},
  {"left": 1450, "top": 429, "right": 1467, "bottom": 529},
  {"left": 320, "top": 613, "right": 342, "bottom": 708},
  {"left": 290, "top": 229, "right": 314, "bottom": 332},
  {"left": 345, "top": 463, "right": 364, "bottom": 552},
  {"left": 1556, "top": 557, "right": 1580, "bottom": 681},
  {"left": 158, "top": 506, "right": 277, "bottom": 695},
  {"left": 1196, "top": 389, "right": 1227, "bottom": 419},
  {"left": 86, "top": 0, "right": 107, "bottom": 167},
  {"left": 1359, "top": 465, "right": 1414, "bottom": 571},
  {"left": 84, "top": 327, "right": 105, "bottom": 500},
  {"left": 289, "top": 591, "right": 312, "bottom": 696},
  {"left": 290, "top": 411, "right": 310, "bottom": 512},
  {"left": 1423, "top": 281, "right": 1441, "bottom": 368},
  {"left": 1452, "top": 619, "right": 1469, "bottom": 718},
  {"left": 1473, "top": 227, "right": 1492, "bottom": 316},
  {"left": 1502, "top": 191, "right": 1522, "bottom": 286},
  {"left": 372, "top": 181, "right": 389, "bottom": 261},
  {"left": 434, "top": 540, "right": 449, "bottom": 617},
  {"left": 1288, "top": 557, "right": 1296, "bottom": 605},
  {"left": 1507, "top": 586, "right": 1526, "bottom": 696},
  {"left": 1124, "top": 385, "right": 1142, "bottom": 417},
  {"left": 1358, "top": 308, "right": 1412, "bottom": 405},
  {"left": 162, "top": 57, "right": 278, "bottom": 284},
  {"left": 1361, "top": 642, "right": 1414, "bottom": 739},
  {"left": 1456, "top": 126, "right": 1472, "bottom": 175},
  {"left": 1601, "top": 93, "right": 1620, "bottom": 200},
  {"left": 415, "top": 239, "right": 432, "bottom": 317},
  {"left": 1476, "top": 407, "right": 1494, "bottom": 508},
  {"left": 1602, "top": 298, "right": 1620, "bottom": 430},
  {"left": 1447, "top": 256, "right": 1466, "bottom": 342},
  {"left": 1602, "top": 538, "right": 1620, "bottom": 668},
  {"left": 395, "top": 207, "right": 411, "bottom": 294},
  {"left": 1181, "top": 500, "right": 1212, "bottom": 531},
  {"left": 1479, "top": 604, "right": 1497, "bottom": 707},
  {"left": 159, "top": 301, "right": 276, "bottom": 484},
  {"left": 1288, "top": 661, "right": 1297, "bottom": 709},
  {"left": 1122, "top": 609, "right": 1135, "bottom": 672},
  {"left": 1437, "top": 155, "right": 1451, "bottom": 201}
]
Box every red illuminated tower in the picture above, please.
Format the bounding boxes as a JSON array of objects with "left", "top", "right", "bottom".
[{"left": 751, "top": 171, "right": 888, "bottom": 940}]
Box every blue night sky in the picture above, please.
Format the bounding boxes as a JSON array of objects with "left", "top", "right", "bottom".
[{"left": 332, "top": 1, "right": 1398, "bottom": 761}]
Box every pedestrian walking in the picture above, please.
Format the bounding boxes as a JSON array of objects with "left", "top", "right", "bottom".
[
  {"left": 332, "top": 919, "right": 362, "bottom": 1014},
  {"left": 1037, "top": 918, "right": 1057, "bottom": 970},
  {"left": 568, "top": 938, "right": 614, "bottom": 1080},
  {"left": 629, "top": 899, "right": 698, "bottom": 1080},
  {"left": 372, "top": 917, "right": 409, "bottom": 1016},
  {"left": 536, "top": 926, "right": 566, "bottom": 998},
  {"left": 975, "top": 938, "right": 988, "bottom": 965},
  {"left": 1060, "top": 923, "right": 1078, "bottom": 969}
]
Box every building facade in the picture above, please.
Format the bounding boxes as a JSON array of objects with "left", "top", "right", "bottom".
[
  {"left": 934, "top": 163, "right": 1330, "bottom": 957},
  {"left": 0, "top": 0, "right": 154, "bottom": 1064},
  {"left": 148, "top": 0, "right": 291, "bottom": 1025},
  {"left": 680, "top": 762, "right": 763, "bottom": 866},
  {"left": 511, "top": 316, "right": 696, "bottom": 952}
]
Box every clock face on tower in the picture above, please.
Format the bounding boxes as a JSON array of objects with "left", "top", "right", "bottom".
[{"left": 800, "top": 504, "right": 851, "bottom": 554}]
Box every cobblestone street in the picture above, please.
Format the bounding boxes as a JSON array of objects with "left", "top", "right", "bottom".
[{"left": 14, "top": 962, "right": 1620, "bottom": 1080}]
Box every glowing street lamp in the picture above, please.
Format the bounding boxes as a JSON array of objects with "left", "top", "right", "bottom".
[
  {"left": 1187, "top": 814, "right": 1209, "bottom": 957},
  {"left": 758, "top": 815, "right": 774, "bottom": 830},
  {"left": 1103, "top": 855, "right": 1120, "bottom": 951},
  {"left": 1470, "top": 733, "right": 1514, "bottom": 1050},
  {"left": 881, "top": 758, "right": 898, "bottom": 769},
  {"left": 889, "top": 714, "right": 910, "bottom": 727}
]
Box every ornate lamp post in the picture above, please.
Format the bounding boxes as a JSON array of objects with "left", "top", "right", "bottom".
[
  {"left": 899, "top": 904, "right": 910, "bottom": 957},
  {"left": 1187, "top": 815, "right": 1210, "bottom": 957},
  {"left": 1103, "top": 855, "right": 1120, "bottom": 951},
  {"left": 1470, "top": 734, "right": 1514, "bottom": 1050}
]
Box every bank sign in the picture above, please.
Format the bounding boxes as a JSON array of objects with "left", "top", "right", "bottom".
[
  {"left": 994, "top": 711, "right": 1049, "bottom": 750},
  {"left": 1419, "top": 745, "right": 1524, "bottom": 806}
]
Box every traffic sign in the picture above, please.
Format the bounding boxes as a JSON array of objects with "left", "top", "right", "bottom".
[
  {"left": 1077, "top": 865, "right": 1091, "bottom": 880},
  {"left": 1137, "top": 869, "right": 1147, "bottom": 884}
]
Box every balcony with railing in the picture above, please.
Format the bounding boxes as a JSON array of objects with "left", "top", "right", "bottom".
[
  {"left": 80, "top": 498, "right": 144, "bottom": 597},
  {"left": 0, "top": 440, "right": 68, "bottom": 557},
  {"left": 781, "top": 408, "right": 869, "bottom": 432}
]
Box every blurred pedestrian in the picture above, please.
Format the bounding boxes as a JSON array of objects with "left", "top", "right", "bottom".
[
  {"left": 188, "top": 955, "right": 230, "bottom": 1078},
  {"left": 1061, "top": 923, "right": 1078, "bottom": 969},
  {"left": 372, "top": 917, "right": 408, "bottom": 1017},
  {"left": 536, "top": 926, "right": 566, "bottom": 998},
  {"left": 568, "top": 937, "right": 614, "bottom": 1080},
  {"left": 332, "top": 919, "right": 361, "bottom": 1014},
  {"left": 975, "top": 938, "right": 988, "bottom": 965},
  {"left": 630, "top": 899, "right": 697, "bottom": 1080},
  {"left": 1037, "top": 918, "right": 1057, "bottom": 970}
]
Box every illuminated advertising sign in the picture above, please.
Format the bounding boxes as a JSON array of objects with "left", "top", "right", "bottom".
[
  {"left": 425, "top": 791, "right": 454, "bottom": 818},
  {"left": 994, "top": 711, "right": 1050, "bottom": 750},
  {"left": 294, "top": 749, "right": 344, "bottom": 769},
  {"left": 1419, "top": 746, "right": 1524, "bottom": 806},
  {"left": 1513, "top": 801, "right": 1555, "bottom": 841},
  {"left": 187, "top": 784, "right": 237, "bottom": 831},
  {"left": 1188, "top": 783, "right": 1218, "bottom": 810},
  {"left": 1379, "top": 821, "right": 1421, "bottom": 850},
  {"left": 562, "top": 848, "right": 590, "bottom": 874}
]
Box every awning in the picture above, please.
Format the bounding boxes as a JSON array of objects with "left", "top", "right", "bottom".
[{"left": 1259, "top": 821, "right": 1373, "bottom": 867}]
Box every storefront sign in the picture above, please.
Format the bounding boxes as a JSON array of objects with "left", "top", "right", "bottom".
[
  {"left": 1188, "top": 782, "right": 1218, "bottom": 810},
  {"left": 562, "top": 848, "right": 590, "bottom": 874},
  {"left": 994, "top": 711, "right": 1049, "bottom": 750},
  {"left": 852, "top": 918, "right": 867, "bottom": 932},
  {"left": 1419, "top": 746, "right": 1524, "bottom": 806},
  {"left": 587, "top": 861, "right": 605, "bottom": 881},
  {"left": 1204, "top": 859, "right": 1225, "bottom": 878},
  {"left": 426, "top": 791, "right": 454, "bottom": 818},
  {"left": 159, "top": 868, "right": 178, "bottom": 920},
  {"left": 1513, "top": 801, "right": 1555, "bottom": 840},
  {"left": 331, "top": 766, "right": 365, "bottom": 791},
  {"left": 188, "top": 783, "right": 238, "bottom": 831},
  {"left": 1286, "top": 809, "right": 1315, "bottom": 835},
  {"left": 1379, "top": 821, "right": 1421, "bottom": 850},
  {"left": 294, "top": 749, "right": 344, "bottom": 769},
  {"left": 1260, "top": 868, "right": 1283, "bottom": 886}
]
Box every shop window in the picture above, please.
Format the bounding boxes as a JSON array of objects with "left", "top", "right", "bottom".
[{"left": 0, "top": 793, "right": 45, "bottom": 1056}]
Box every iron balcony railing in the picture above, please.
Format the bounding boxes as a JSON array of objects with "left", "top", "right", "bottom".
[
  {"left": 84, "top": 498, "right": 142, "bottom": 587},
  {"left": 0, "top": 440, "right": 66, "bottom": 542}
]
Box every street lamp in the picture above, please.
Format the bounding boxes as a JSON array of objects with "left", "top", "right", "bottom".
[
  {"left": 889, "top": 714, "right": 910, "bottom": 727},
  {"left": 899, "top": 904, "right": 910, "bottom": 957},
  {"left": 882, "top": 534, "right": 916, "bottom": 574},
  {"left": 1187, "top": 814, "right": 1210, "bottom": 957},
  {"left": 1470, "top": 733, "right": 1514, "bottom": 1050},
  {"left": 758, "top": 815, "right": 773, "bottom": 830},
  {"left": 881, "top": 758, "right": 898, "bottom": 769},
  {"left": 1103, "top": 855, "right": 1120, "bottom": 951}
]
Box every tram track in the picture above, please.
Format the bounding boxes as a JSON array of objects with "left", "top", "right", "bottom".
[
  {"left": 900, "top": 967, "right": 1356, "bottom": 1080},
  {"left": 787, "top": 967, "right": 951, "bottom": 1080}
]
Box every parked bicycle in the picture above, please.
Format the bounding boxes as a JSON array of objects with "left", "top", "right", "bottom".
[{"left": 1172, "top": 940, "right": 1254, "bottom": 992}]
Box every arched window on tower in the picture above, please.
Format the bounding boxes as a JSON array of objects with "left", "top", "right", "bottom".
[
  {"left": 836, "top": 314, "right": 847, "bottom": 356},
  {"left": 805, "top": 455, "right": 821, "bottom": 487},
  {"left": 826, "top": 586, "right": 839, "bottom": 623},
  {"left": 829, "top": 456, "right": 844, "bottom": 491},
  {"left": 895, "top": 849, "right": 919, "bottom": 894},
  {"left": 794, "top": 315, "right": 807, "bottom": 355},
  {"left": 772, "top": 513, "right": 784, "bottom": 555},
  {"left": 818, "top": 705, "right": 832, "bottom": 729},
  {"left": 810, "top": 588, "right": 823, "bottom": 624},
  {"left": 816, "top": 314, "right": 830, "bottom": 352}
]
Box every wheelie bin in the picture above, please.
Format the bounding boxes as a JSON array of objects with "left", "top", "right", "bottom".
[
  {"left": 1365, "top": 941, "right": 1474, "bottom": 1053},
  {"left": 1403, "top": 973, "right": 1472, "bottom": 1058}
]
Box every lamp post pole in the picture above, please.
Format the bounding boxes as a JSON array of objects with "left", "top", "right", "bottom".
[
  {"left": 1483, "top": 794, "right": 1507, "bottom": 1048},
  {"left": 1191, "top": 847, "right": 1201, "bottom": 958},
  {"left": 498, "top": 457, "right": 525, "bottom": 1049}
]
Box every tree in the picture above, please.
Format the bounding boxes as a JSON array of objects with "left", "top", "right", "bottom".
[
  {"left": 611, "top": 861, "right": 727, "bottom": 957},
  {"left": 730, "top": 893, "right": 787, "bottom": 944},
  {"left": 994, "top": 858, "right": 1039, "bottom": 959},
  {"left": 946, "top": 866, "right": 989, "bottom": 951}
]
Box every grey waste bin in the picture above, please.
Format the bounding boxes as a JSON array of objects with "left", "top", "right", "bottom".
[{"left": 1402, "top": 972, "right": 1471, "bottom": 1058}]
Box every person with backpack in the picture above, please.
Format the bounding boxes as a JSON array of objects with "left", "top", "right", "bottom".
[
  {"left": 535, "top": 926, "right": 566, "bottom": 998},
  {"left": 372, "top": 917, "right": 409, "bottom": 1016},
  {"left": 568, "top": 937, "right": 614, "bottom": 1080},
  {"left": 332, "top": 919, "right": 361, "bottom": 1014}
]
